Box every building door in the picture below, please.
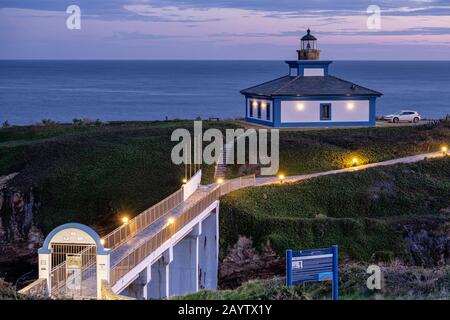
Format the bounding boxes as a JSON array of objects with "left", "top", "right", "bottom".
[{"left": 66, "top": 254, "right": 82, "bottom": 296}]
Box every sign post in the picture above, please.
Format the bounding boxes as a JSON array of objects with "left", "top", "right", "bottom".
[{"left": 286, "top": 245, "right": 339, "bottom": 300}]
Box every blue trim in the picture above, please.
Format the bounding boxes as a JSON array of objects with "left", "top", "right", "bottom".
[
  {"left": 369, "top": 97, "right": 376, "bottom": 125},
  {"left": 332, "top": 245, "right": 339, "bottom": 301},
  {"left": 320, "top": 103, "right": 332, "bottom": 121},
  {"left": 245, "top": 116, "right": 275, "bottom": 127},
  {"left": 274, "top": 95, "right": 378, "bottom": 100},
  {"left": 286, "top": 250, "right": 293, "bottom": 286},
  {"left": 274, "top": 121, "right": 373, "bottom": 128},
  {"left": 286, "top": 60, "right": 332, "bottom": 76},
  {"left": 257, "top": 102, "right": 262, "bottom": 119},
  {"left": 38, "top": 222, "right": 108, "bottom": 255}
]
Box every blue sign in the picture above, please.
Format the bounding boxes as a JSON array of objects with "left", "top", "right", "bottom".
[{"left": 286, "top": 245, "right": 339, "bottom": 300}]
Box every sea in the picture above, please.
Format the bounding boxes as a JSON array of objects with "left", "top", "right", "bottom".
[{"left": 0, "top": 60, "right": 449, "bottom": 125}]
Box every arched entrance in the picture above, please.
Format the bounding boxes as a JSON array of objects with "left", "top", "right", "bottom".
[{"left": 38, "top": 223, "right": 109, "bottom": 299}]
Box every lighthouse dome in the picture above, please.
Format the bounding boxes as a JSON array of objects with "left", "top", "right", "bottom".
[{"left": 301, "top": 29, "right": 317, "bottom": 41}]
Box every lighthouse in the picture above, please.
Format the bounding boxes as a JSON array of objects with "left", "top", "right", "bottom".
[{"left": 240, "top": 29, "right": 383, "bottom": 128}]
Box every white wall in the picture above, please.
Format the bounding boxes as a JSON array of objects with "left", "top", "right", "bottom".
[
  {"left": 280, "top": 100, "right": 369, "bottom": 123},
  {"left": 182, "top": 170, "right": 202, "bottom": 201},
  {"left": 303, "top": 68, "right": 324, "bottom": 76}
]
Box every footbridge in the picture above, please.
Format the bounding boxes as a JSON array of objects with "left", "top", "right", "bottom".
[
  {"left": 19, "top": 171, "right": 256, "bottom": 300},
  {"left": 19, "top": 151, "right": 445, "bottom": 299}
]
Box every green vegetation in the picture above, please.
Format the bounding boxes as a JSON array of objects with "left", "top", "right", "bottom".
[
  {"left": 176, "top": 264, "right": 450, "bottom": 300},
  {"left": 220, "top": 157, "right": 450, "bottom": 262},
  {"left": 229, "top": 118, "right": 450, "bottom": 177},
  {"left": 173, "top": 277, "right": 310, "bottom": 300},
  {"left": 0, "top": 120, "right": 237, "bottom": 234}
]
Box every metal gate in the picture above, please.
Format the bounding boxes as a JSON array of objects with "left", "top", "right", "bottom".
[{"left": 50, "top": 243, "right": 97, "bottom": 298}]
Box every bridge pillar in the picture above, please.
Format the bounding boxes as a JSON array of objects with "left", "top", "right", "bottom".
[
  {"left": 122, "top": 265, "right": 149, "bottom": 300},
  {"left": 198, "top": 206, "right": 219, "bottom": 290},
  {"left": 147, "top": 247, "right": 173, "bottom": 299},
  {"left": 169, "top": 224, "right": 200, "bottom": 297}
]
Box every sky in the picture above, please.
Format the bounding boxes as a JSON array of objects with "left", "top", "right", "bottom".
[{"left": 0, "top": 0, "right": 450, "bottom": 60}]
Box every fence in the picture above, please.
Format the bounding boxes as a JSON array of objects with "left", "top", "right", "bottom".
[
  {"left": 50, "top": 244, "right": 97, "bottom": 298},
  {"left": 110, "top": 175, "right": 255, "bottom": 286},
  {"left": 102, "top": 189, "right": 184, "bottom": 250}
]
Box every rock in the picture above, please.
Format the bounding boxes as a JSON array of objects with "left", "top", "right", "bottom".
[
  {"left": 0, "top": 184, "right": 43, "bottom": 255},
  {"left": 219, "top": 237, "right": 284, "bottom": 289},
  {"left": 403, "top": 221, "right": 450, "bottom": 267}
]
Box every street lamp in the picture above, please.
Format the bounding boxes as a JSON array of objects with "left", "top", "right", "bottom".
[
  {"left": 217, "top": 178, "right": 224, "bottom": 184},
  {"left": 122, "top": 216, "right": 129, "bottom": 224},
  {"left": 352, "top": 158, "right": 358, "bottom": 166},
  {"left": 442, "top": 146, "right": 448, "bottom": 156},
  {"left": 278, "top": 174, "right": 285, "bottom": 183}
]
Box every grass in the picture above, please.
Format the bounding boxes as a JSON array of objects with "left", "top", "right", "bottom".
[
  {"left": 175, "top": 264, "right": 450, "bottom": 300},
  {"left": 227, "top": 118, "right": 450, "bottom": 177},
  {"left": 0, "top": 120, "right": 238, "bottom": 234},
  {"left": 220, "top": 157, "right": 450, "bottom": 263}
]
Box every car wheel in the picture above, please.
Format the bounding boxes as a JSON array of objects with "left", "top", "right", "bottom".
[
  {"left": 393, "top": 117, "right": 399, "bottom": 123},
  {"left": 413, "top": 117, "right": 419, "bottom": 123}
]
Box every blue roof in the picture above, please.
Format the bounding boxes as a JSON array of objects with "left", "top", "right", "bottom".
[{"left": 241, "top": 75, "right": 383, "bottom": 97}]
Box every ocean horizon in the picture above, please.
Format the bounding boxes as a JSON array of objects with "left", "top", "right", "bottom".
[{"left": 1, "top": 60, "right": 449, "bottom": 125}]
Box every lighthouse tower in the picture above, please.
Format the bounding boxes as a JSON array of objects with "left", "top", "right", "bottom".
[{"left": 297, "top": 28, "right": 321, "bottom": 60}]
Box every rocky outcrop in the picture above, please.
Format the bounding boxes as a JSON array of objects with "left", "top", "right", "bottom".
[
  {"left": 219, "top": 237, "right": 284, "bottom": 289},
  {"left": 403, "top": 220, "right": 450, "bottom": 267},
  {"left": 0, "top": 174, "right": 43, "bottom": 264}
]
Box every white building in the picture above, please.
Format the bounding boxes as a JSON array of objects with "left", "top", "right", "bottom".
[{"left": 241, "top": 29, "right": 383, "bottom": 128}]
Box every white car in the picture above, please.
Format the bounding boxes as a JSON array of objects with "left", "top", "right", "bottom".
[{"left": 383, "top": 110, "right": 421, "bottom": 123}]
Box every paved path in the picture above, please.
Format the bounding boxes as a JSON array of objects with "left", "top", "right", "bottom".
[
  {"left": 253, "top": 151, "right": 444, "bottom": 186},
  {"left": 111, "top": 151, "right": 445, "bottom": 267}
]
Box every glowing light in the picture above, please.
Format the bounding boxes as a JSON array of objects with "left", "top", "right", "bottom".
[
  {"left": 347, "top": 103, "right": 355, "bottom": 110},
  {"left": 296, "top": 103, "right": 304, "bottom": 111},
  {"left": 167, "top": 218, "right": 175, "bottom": 225},
  {"left": 182, "top": 178, "right": 188, "bottom": 184},
  {"left": 217, "top": 178, "right": 224, "bottom": 184},
  {"left": 261, "top": 102, "right": 267, "bottom": 109},
  {"left": 252, "top": 101, "right": 258, "bottom": 108},
  {"left": 122, "top": 216, "right": 129, "bottom": 224},
  {"left": 100, "top": 239, "right": 105, "bottom": 245},
  {"left": 352, "top": 158, "right": 358, "bottom": 166},
  {"left": 442, "top": 146, "right": 448, "bottom": 154},
  {"left": 278, "top": 174, "right": 285, "bottom": 181}
]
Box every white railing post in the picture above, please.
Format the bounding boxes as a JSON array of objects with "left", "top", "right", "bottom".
[
  {"left": 96, "top": 250, "right": 111, "bottom": 299},
  {"left": 38, "top": 251, "right": 51, "bottom": 295}
]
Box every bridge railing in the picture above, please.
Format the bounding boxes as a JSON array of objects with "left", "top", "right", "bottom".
[
  {"left": 18, "top": 278, "right": 48, "bottom": 297},
  {"left": 110, "top": 175, "right": 255, "bottom": 287},
  {"left": 103, "top": 188, "right": 184, "bottom": 250}
]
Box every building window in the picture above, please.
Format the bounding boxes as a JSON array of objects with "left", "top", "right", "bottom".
[
  {"left": 320, "top": 103, "right": 331, "bottom": 120},
  {"left": 266, "top": 103, "right": 271, "bottom": 120},
  {"left": 257, "top": 103, "right": 262, "bottom": 119},
  {"left": 249, "top": 101, "right": 254, "bottom": 117}
]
